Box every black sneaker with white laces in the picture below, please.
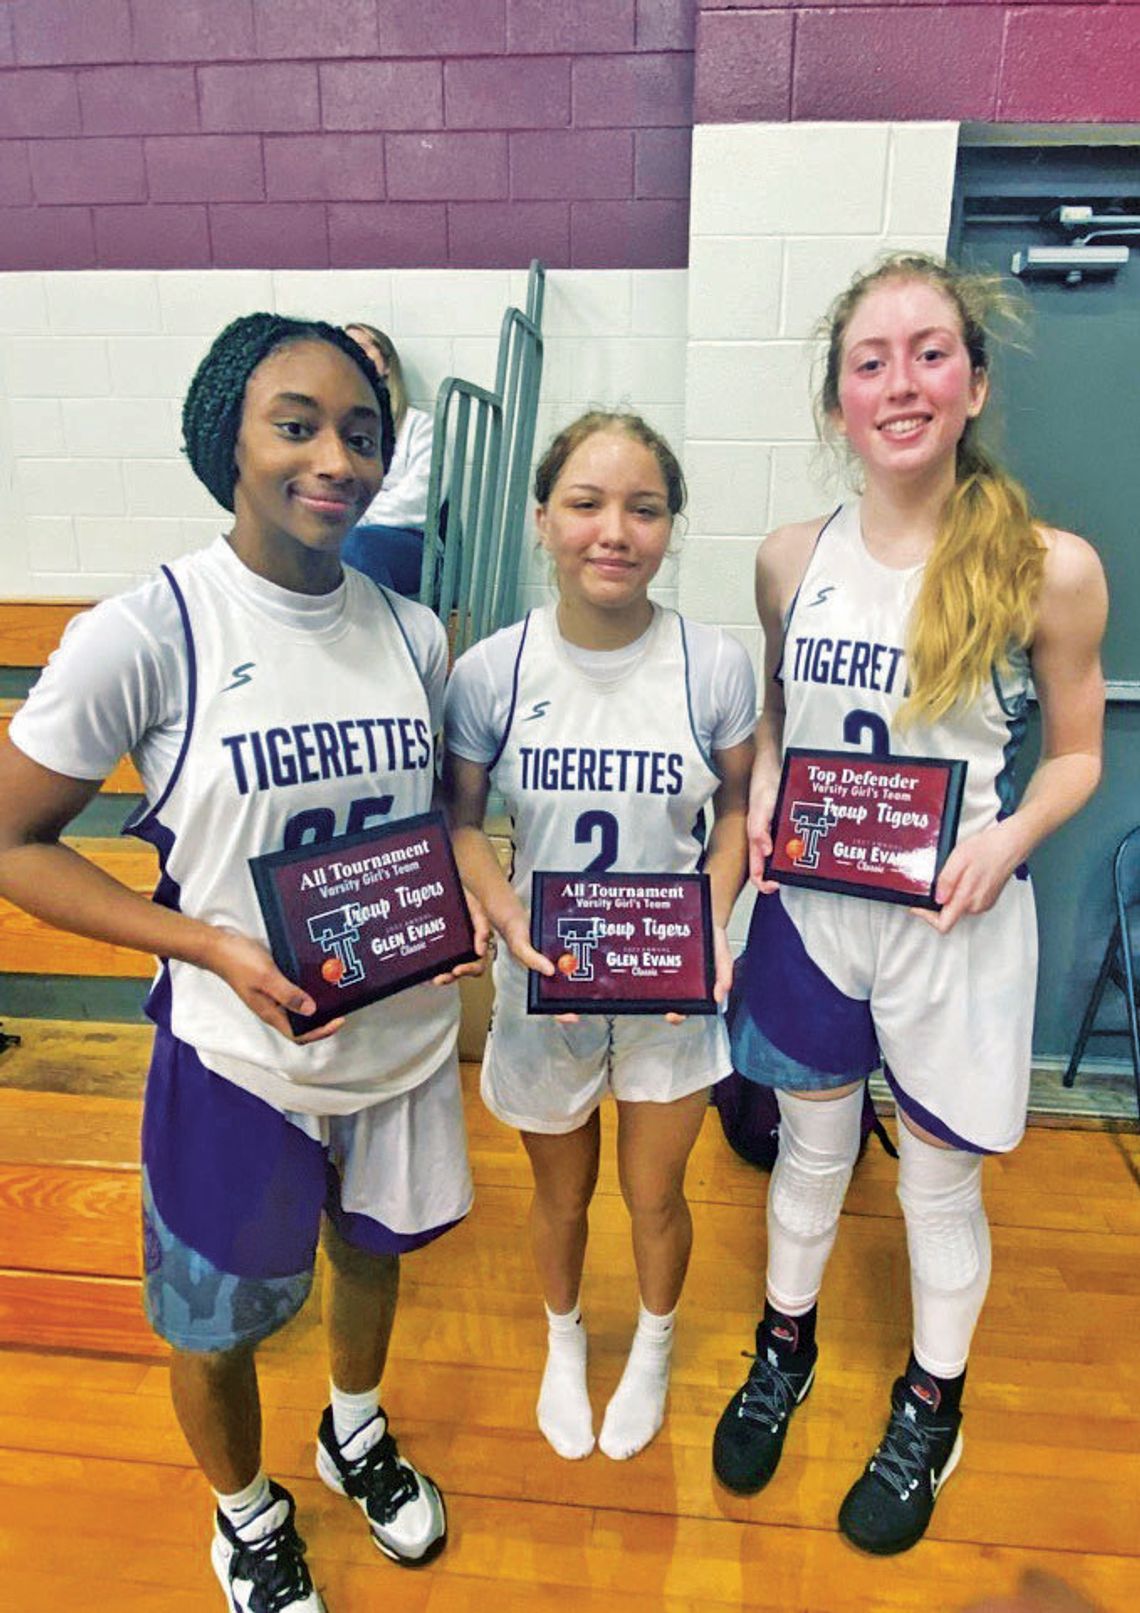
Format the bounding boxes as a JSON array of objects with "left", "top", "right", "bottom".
[
  {"left": 838, "top": 1374, "right": 963, "bottom": 1555},
  {"left": 211, "top": 1480, "right": 325, "bottom": 1613},
  {"left": 712, "top": 1325, "right": 818, "bottom": 1494},
  {"left": 316, "top": 1406, "right": 447, "bottom": 1567}
]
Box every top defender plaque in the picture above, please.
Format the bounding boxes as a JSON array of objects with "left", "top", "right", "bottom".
[
  {"left": 765, "top": 747, "right": 966, "bottom": 908},
  {"left": 250, "top": 809, "right": 476, "bottom": 1033}
]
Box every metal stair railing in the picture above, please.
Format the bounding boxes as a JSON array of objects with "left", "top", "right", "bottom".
[{"left": 418, "top": 261, "right": 545, "bottom": 658}]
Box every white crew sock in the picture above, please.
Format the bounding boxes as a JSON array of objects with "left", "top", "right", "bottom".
[
  {"left": 215, "top": 1470, "right": 273, "bottom": 1537},
  {"left": 598, "top": 1302, "right": 675, "bottom": 1461},
  {"left": 537, "top": 1302, "right": 594, "bottom": 1460},
  {"left": 330, "top": 1381, "right": 384, "bottom": 1450}
]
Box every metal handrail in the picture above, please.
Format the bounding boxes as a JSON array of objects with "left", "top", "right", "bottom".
[{"left": 418, "top": 260, "right": 546, "bottom": 653}]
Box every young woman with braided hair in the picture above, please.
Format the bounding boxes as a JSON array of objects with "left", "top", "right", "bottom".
[
  {"left": 0, "top": 314, "right": 484, "bottom": 1610},
  {"left": 712, "top": 255, "right": 1106, "bottom": 1553}
]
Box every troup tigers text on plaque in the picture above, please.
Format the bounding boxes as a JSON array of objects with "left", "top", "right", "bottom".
[
  {"left": 765, "top": 747, "right": 966, "bottom": 909},
  {"left": 528, "top": 870, "right": 716, "bottom": 1015},
  {"left": 250, "top": 809, "right": 476, "bottom": 1033}
]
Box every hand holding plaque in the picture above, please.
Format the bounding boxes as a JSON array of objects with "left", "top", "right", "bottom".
[
  {"left": 528, "top": 870, "right": 716, "bottom": 1015},
  {"left": 764, "top": 747, "right": 966, "bottom": 908},
  {"left": 250, "top": 809, "right": 476, "bottom": 1033}
]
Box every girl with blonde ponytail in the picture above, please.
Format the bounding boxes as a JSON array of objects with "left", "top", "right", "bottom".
[{"left": 713, "top": 253, "right": 1106, "bottom": 1556}]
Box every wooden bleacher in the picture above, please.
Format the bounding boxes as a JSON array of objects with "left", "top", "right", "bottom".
[{"left": 0, "top": 603, "right": 152, "bottom": 1352}]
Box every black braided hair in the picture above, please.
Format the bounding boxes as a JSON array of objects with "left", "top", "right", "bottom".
[{"left": 181, "top": 312, "right": 396, "bottom": 512}]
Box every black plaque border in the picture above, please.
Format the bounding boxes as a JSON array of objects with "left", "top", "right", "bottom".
[
  {"left": 249, "top": 808, "right": 476, "bottom": 1033},
  {"left": 764, "top": 747, "right": 967, "bottom": 910},
  {"left": 527, "top": 870, "right": 717, "bottom": 1016}
]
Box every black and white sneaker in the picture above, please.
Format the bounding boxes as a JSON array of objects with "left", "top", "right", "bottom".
[
  {"left": 838, "top": 1375, "right": 963, "bottom": 1555},
  {"left": 316, "top": 1407, "right": 446, "bottom": 1567},
  {"left": 712, "top": 1327, "right": 818, "bottom": 1495},
  {"left": 211, "top": 1480, "right": 325, "bottom": 1613}
]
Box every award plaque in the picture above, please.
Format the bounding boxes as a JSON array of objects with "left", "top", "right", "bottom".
[
  {"left": 765, "top": 747, "right": 966, "bottom": 908},
  {"left": 249, "top": 809, "right": 476, "bottom": 1032},
  {"left": 528, "top": 870, "right": 716, "bottom": 1015}
]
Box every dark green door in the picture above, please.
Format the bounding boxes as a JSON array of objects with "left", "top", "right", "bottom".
[{"left": 955, "top": 139, "right": 1140, "bottom": 1070}]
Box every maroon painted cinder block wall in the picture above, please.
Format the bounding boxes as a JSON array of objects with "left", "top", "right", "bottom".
[
  {"left": 1, "top": 0, "right": 1136, "bottom": 273},
  {"left": 0, "top": 0, "right": 696, "bottom": 270},
  {"left": 695, "top": 1, "right": 1140, "bottom": 125}
]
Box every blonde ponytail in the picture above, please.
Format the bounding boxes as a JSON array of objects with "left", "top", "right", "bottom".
[{"left": 898, "top": 435, "right": 1045, "bottom": 727}]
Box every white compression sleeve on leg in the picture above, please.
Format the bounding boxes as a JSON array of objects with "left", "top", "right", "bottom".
[
  {"left": 766, "top": 1085, "right": 865, "bottom": 1315},
  {"left": 897, "top": 1121, "right": 992, "bottom": 1380}
]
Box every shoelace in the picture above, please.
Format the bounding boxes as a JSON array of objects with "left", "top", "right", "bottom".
[
  {"left": 231, "top": 1517, "right": 314, "bottom": 1613},
  {"left": 867, "top": 1404, "right": 950, "bottom": 1502},
  {"left": 347, "top": 1430, "right": 420, "bottom": 1525},
  {"left": 737, "top": 1350, "right": 801, "bottom": 1432}
]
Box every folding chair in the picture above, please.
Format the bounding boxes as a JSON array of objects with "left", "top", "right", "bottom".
[{"left": 1063, "top": 825, "right": 1140, "bottom": 1115}]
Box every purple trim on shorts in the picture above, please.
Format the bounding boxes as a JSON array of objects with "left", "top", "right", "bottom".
[
  {"left": 324, "top": 1159, "right": 466, "bottom": 1256},
  {"left": 882, "top": 1063, "right": 993, "bottom": 1155},
  {"left": 736, "top": 891, "right": 879, "bottom": 1077},
  {"left": 142, "top": 1028, "right": 327, "bottom": 1279}
]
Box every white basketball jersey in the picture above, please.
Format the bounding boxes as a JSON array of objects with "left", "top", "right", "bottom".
[
  {"left": 490, "top": 605, "right": 721, "bottom": 905},
  {"left": 781, "top": 502, "right": 1031, "bottom": 839},
  {"left": 128, "top": 546, "right": 457, "bottom": 1114}
]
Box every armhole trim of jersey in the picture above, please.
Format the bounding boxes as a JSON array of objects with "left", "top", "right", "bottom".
[
  {"left": 991, "top": 655, "right": 1030, "bottom": 721},
  {"left": 677, "top": 613, "right": 715, "bottom": 774},
  {"left": 124, "top": 564, "right": 196, "bottom": 834},
  {"left": 487, "top": 612, "right": 531, "bottom": 773},
  {"left": 774, "top": 504, "right": 843, "bottom": 687},
  {"left": 377, "top": 585, "right": 431, "bottom": 709}
]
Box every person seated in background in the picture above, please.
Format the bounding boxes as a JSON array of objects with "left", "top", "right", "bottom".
[{"left": 342, "top": 324, "right": 435, "bottom": 597}]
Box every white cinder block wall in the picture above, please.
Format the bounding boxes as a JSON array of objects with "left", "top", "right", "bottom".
[
  {"left": 0, "top": 121, "right": 958, "bottom": 940},
  {"left": 0, "top": 267, "right": 688, "bottom": 602},
  {"left": 681, "top": 121, "right": 958, "bottom": 942}
]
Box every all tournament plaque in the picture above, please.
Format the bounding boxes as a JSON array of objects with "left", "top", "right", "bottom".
[
  {"left": 250, "top": 809, "right": 476, "bottom": 1033},
  {"left": 765, "top": 748, "right": 966, "bottom": 908},
  {"left": 528, "top": 871, "right": 716, "bottom": 1015}
]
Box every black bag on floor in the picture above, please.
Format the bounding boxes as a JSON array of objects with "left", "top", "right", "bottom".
[{"left": 711, "top": 971, "right": 896, "bottom": 1170}]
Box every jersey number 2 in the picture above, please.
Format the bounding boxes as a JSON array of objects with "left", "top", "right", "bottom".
[
  {"left": 574, "top": 809, "right": 619, "bottom": 873},
  {"left": 843, "top": 709, "right": 890, "bottom": 759}
]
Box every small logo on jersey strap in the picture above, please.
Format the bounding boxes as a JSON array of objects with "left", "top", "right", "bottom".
[
  {"left": 521, "top": 699, "right": 551, "bottom": 721},
  {"left": 805, "top": 584, "right": 836, "bottom": 608},
  {"left": 222, "top": 661, "right": 255, "bottom": 692}
]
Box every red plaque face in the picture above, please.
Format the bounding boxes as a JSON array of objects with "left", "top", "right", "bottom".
[
  {"left": 249, "top": 810, "right": 476, "bottom": 1032},
  {"left": 528, "top": 871, "right": 716, "bottom": 1015},
  {"left": 765, "top": 748, "right": 966, "bottom": 908}
]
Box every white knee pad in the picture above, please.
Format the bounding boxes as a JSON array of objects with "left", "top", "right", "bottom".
[
  {"left": 766, "top": 1085, "right": 864, "bottom": 1314},
  {"left": 897, "top": 1122, "right": 992, "bottom": 1378}
]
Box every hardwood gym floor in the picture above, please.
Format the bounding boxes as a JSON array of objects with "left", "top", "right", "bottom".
[{"left": 0, "top": 1022, "right": 1137, "bottom": 1611}]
